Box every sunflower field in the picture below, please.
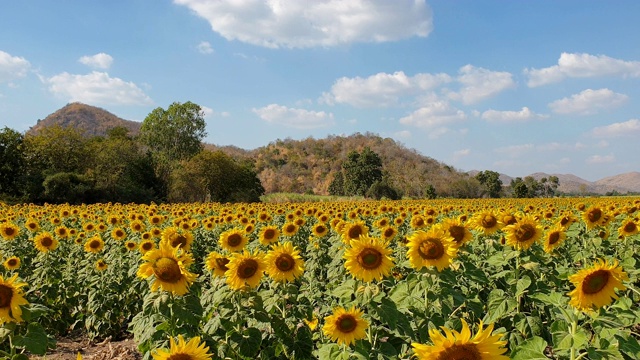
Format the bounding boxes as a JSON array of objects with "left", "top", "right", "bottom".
[{"left": 0, "top": 197, "right": 639, "bottom": 359}]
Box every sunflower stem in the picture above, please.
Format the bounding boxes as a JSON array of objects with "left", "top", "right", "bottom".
[
  {"left": 569, "top": 308, "right": 579, "bottom": 360},
  {"left": 515, "top": 251, "right": 521, "bottom": 314}
]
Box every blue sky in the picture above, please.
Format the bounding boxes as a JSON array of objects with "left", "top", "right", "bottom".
[{"left": 1, "top": 1, "right": 639, "bottom": 182}]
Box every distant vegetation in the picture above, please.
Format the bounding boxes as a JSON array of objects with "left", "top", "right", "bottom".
[{"left": 10, "top": 100, "right": 640, "bottom": 205}]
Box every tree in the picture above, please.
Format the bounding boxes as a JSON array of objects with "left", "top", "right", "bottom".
[
  {"left": 139, "top": 101, "right": 207, "bottom": 162},
  {"left": 0, "top": 127, "right": 25, "bottom": 198},
  {"left": 539, "top": 176, "right": 560, "bottom": 197},
  {"left": 342, "top": 147, "right": 383, "bottom": 196},
  {"left": 449, "top": 177, "right": 483, "bottom": 199},
  {"left": 328, "top": 172, "right": 345, "bottom": 196},
  {"left": 511, "top": 178, "right": 529, "bottom": 198},
  {"left": 169, "top": 150, "right": 264, "bottom": 203},
  {"left": 475, "top": 170, "right": 502, "bottom": 198},
  {"left": 425, "top": 184, "right": 437, "bottom": 199}
]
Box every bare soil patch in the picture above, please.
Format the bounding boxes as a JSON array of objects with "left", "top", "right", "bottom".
[{"left": 30, "top": 335, "right": 142, "bottom": 360}]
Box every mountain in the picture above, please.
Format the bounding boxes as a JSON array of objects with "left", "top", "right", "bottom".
[
  {"left": 28, "top": 102, "right": 141, "bottom": 137},
  {"left": 506, "top": 172, "right": 639, "bottom": 195}
]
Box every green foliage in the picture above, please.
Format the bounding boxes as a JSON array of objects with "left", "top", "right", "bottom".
[
  {"left": 0, "top": 127, "right": 25, "bottom": 197},
  {"left": 343, "top": 147, "right": 383, "bottom": 197},
  {"left": 475, "top": 170, "right": 503, "bottom": 198},
  {"left": 169, "top": 150, "right": 264, "bottom": 203},
  {"left": 42, "top": 172, "right": 93, "bottom": 204},
  {"left": 366, "top": 179, "right": 401, "bottom": 200},
  {"left": 328, "top": 172, "right": 345, "bottom": 196},
  {"left": 139, "top": 101, "right": 207, "bottom": 162},
  {"left": 510, "top": 175, "right": 560, "bottom": 198}
]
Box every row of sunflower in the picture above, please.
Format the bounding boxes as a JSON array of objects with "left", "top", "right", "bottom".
[{"left": 0, "top": 197, "right": 638, "bottom": 359}]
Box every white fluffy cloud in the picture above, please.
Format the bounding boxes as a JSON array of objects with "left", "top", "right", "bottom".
[
  {"left": 591, "top": 119, "right": 640, "bottom": 138},
  {"left": 201, "top": 105, "right": 214, "bottom": 118},
  {"left": 481, "top": 106, "right": 547, "bottom": 123},
  {"left": 197, "top": 41, "right": 214, "bottom": 54},
  {"left": 322, "top": 71, "right": 451, "bottom": 108},
  {"left": 0, "top": 50, "right": 30, "bottom": 83},
  {"left": 449, "top": 65, "right": 515, "bottom": 105},
  {"left": 78, "top": 53, "right": 113, "bottom": 69},
  {"left": 45, "top": 71, "right": 153, "bottom": 106},
  {"left": 548, "top": 88, "right": 628, "bottom": 115},
  {"left": 253, "top": 104, "right": 334, "bottom": 129},
  {"left": 399, "top": 100, "right": 466, "bottom": 128},
  {"left": 525, "top": 53, "right": 640, "bottom": 87},
  {"left": 174, "top": 0, "right": 432, "bottom": 48},
  {"left": 586, "top": 154, "right": 615, "bottom": 164}
]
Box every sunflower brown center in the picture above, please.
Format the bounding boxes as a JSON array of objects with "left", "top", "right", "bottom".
[
  {"left": 435, "top": 343, "right": 481, "bottom": 360},
  {"left": 336, "top": 314, "right": 357, "bottom": 333},
  {"left": 40, "top": 236, "right": 54, "bottom": 247},
  {"left": 548, "top": 232, "right": 561, "bottom": 245},
  {"left": 7, "top": 258, "right": 18, "bottom": 267},
  {"left": 275, "top": 254, "right": 295, "bottom": 272},
  {"left": 358, "top": 248, "right": 383, "bottom": 270},
  {"left": 171, "top": 234, "right": 188, "bottom": 248},
  {"left": 237, "top": 259, "right": 259, "bottom": 279},
  {"left": 560, "top": 217, "right": 570, "bottom": 226},
  {"left": 414, "top": 218, "right": 425, "bottom": 227},
  {"left": 227, "top": 233, "right": 242, "bottom": 247},
  {"left": 315, "top": 225, "right": 327, "bottom": 234},
  {"left": 154, "top": 257, "right": 182, "bottom": 283},
  {"left": 515, "top": 224, "right": 536, "bottom": 242},
  {"left": 89, "top": 240, "right": 101, "bottom": 249},
  {"left": 448, "top": 226, "right": 465, "bottom": 243},
  {"left": 215, "top": 257, "right": 230, "bottom": 271},
  {"left": 141, "top": 242, "right": 153, "bottom": 251},
  {"left": 503, "top": 216, "right": 517, "bottom": 226},
  {"left": 0, "top": 285, "right": 14, "bottom": 308},
  {"left": 587, "top": 208, "right": 602, "bottom": 223},
  {"left": 418, "top": 239, "right": 444, "bottom": 260},
  {"left": 4, "top": 228, "right": 15, "bottom": 236},
  {"left": 167, "top": 353, "right": 192, "bottom": 360},
  {"left": 383, "top": 228, "right": 395, "bottom": 238},
  {"left": 263, "top": 229, "right": 276, "bottom": 240},
  {"left": 115, "top": 230, "right": 124, "bottom": 237},
  {"left": 623, "top": 222, "right": 637, "bottom": 233},
  {"left": 582, "top": 269, "right": 610, "bottom": 295},
  {"left": 348, "top": 226, "right": 363, "bottom": 240},
  {"left": 481, "top": 215, "right": 497, "bottom": 229},
  {"left": 285, "top": 224, "right": 297, "bottom": 233}
]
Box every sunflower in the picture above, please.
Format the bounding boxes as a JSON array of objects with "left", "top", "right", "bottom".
[
  {"left": 0, "top": 274, "right": 29, "bottom": 324},
  {"left": 160, "top": 227, "right": 194, "bottom": 251},
  {"left": 406, "top": 225, "right": 457, "bottom": 271},
  {"left": 341, "top": 221, "right": 369, "bottom": 245},
  {"left": 125, "top": 240, "right": 138, "bottom": 251},
  {"left": 259, "top": 226, "right": 280, "bottom": 245},
  {"left": 225, "top": 250, "right": 266, "bottom": 290},
  {"left": 412, "top": 319, "right": 509, "bottom": 360},
  {"left": 84, "top": 236, "right": 104, "bottom": 253},
  {"left": 469, "top": 211, "right": 500, "bottom": 235},
  {"left": 542, "top": 224, "right": 567, "bottom": 253},
  {"left": 411, "top": 215, "right": 428, "bottom": 229},
  {"left": 281, "top": 222, "right": 299, "bottom": 237},
  {"left": 568, "top": 259, "right": 628, "bottom": 311},
  {"left": 139, "top": 239, "right": 156, "bottom": 254},
  {"left": 322, "top": 306, "right": 369, "bottom": 346},
  {"left": 24, "top": 218, "right": 40, "bottom": 232},
  {"left": 152, "top": 335, "right": 212, "bottom": 360},
  {"left": 0, "top": 223, "right": 20, "bottom": 241},
  {"left": 3, "top": 256, "right": 20, "bottom": 270},
  {"left": 205, "top": 251, "right": 230, "bottom": 278},
  {"left": 502, "top": 214, "right": 542, "bottom": 251},
  {"left": 312, "top": 223, "right": 329, "bottom": 238},
  {"left": 111, "top": 227, "right": 127, "bottom": 241},
  {"left": 617, "top": 218, "right": 639, "bottom": 238},
  {"left": 219, "top": 229, "right": 248, "bottom": 252},
  {"left": 343, "top": 235, "right": 394, "bottom": 282},
  {"left": 129, "top": 220, "right": 146, "bottom": 233},
  {"left": 264, "top": 242, "right": 305, "bottom": 283},
  {"left": 582, "top": 206, "right": 606, "bottom": 230},
  {"left": 54, "top": 226, "right": 69, "bottom": 239},
  {"left": 441, "top": 217, "right": 473, "bottom": 247},
  {"left": 95, "top": 259, "right": 108, "bottom": 271},
  {"left": 380, "top": 226, "right": 398, "bottom": 242},
  {"left": 137, "top": 242, "right": 197, "bottom": 296},
  {"left": 33, "top": 231, "right": 59, "bottom": 253}
]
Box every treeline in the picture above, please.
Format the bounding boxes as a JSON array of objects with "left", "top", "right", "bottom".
[{"left": 0, "top": 102, "right": 264, "bottom": 204}]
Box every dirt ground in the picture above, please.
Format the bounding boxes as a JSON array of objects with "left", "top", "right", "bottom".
[{"left": 30, "top": 336, "right": 142, "bottom": 360}]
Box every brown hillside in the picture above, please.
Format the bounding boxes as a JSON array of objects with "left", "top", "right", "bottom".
[
  {"left": 246, "top": 133, "right": 469, "bottom": 196},
  {"left": 595, "top": 171, "right": 640, "bottom": 193},
  {"left": 28, "top": 102, "right": 141, "bottom": 137}
]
